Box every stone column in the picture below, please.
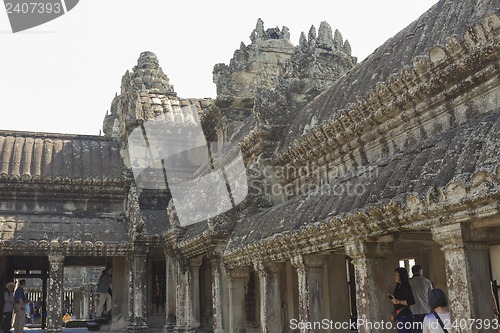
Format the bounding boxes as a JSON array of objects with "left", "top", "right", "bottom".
[
  {"left": 47, "top": 254, "right": 64, "bottom": 333},
  {"left": 229, "top": 267, "right": 249, "bottom": 333},
  {"left": 73, "top": 291, "right": 82, "bottom": 319},
  {"left": 127, "top": 250, "right": 148, "bottom": 332},
  {"left": 164, "top": 250, "right": 177, "bottom": 332},
  {"left": 254, "top": 261, "right": 284, "bottom": 333},
  {"left": 344, "top": 241, "right": 392, "bottom": 333},
  {"left": 186, "top": 256, "right": 203, "bottom": 331},
  {"left": 327, "top": 253, "right": 351, "bottom": 333},
  {"left": 111, "top": 256, "right": 128, "bottom": 331},
  {"left": 291, "top": 255, "right": 326, "bottom": 332},
  {"left": 432, "top": 223, "right": 494, "bottom": 333},
  {"left": 210, "top": 246, "right": 230, "bottom": 333},
  {"left": 175, "top": 257, "right": 188, "bottom": 333},
  {"left": 83, "top": 287, "right": 90, "bottom": 319}
]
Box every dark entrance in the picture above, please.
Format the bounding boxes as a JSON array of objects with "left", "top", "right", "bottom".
[{"left": 6, "top": 256, "right": 49, "bottom": 330}]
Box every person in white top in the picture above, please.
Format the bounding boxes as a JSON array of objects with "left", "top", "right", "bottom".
[
  {"left": 3, "top": 282, "right": 15, "bottom": 333},
  {"left": 423, "top": 289, "right": 451, "bottom": 333},
  {"left": 410, "top": 265, "right": 433, "bottom": 332}
]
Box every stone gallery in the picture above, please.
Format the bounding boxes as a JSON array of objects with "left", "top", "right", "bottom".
[{"left": 1, "top": 0, "right": 499, "bottom": 332}]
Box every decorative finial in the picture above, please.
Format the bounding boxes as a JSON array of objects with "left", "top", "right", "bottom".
[
  {"left": 282, "top": 26, "right": 290, "bottom": 40},
  {"left": 250, "top": 18, "right": 265, "bottom": 42},
  {"left": 343, "top": 40, "right": 352, "bottom": 55},
  {"left": 299, "top": 31, "right": 308, "bottom": 49},
  {"left": 308, "top": 25, "right": 317, "bottom": 44},
  {"left": 137, "top": 51, "right": 159, "bottom": 69},
  {"left": 334, "top": 29, "right": 343, "bottom": 50},
  {"left": 318, "top": 21, "right": 333, "bottom": 47}
]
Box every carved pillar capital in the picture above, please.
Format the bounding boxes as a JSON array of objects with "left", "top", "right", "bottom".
[
  {"left": 432, "top": 222, "right": 489, "bottom": 251},
  {"left": 207, "top": 244, "right": 225, "bottom": 261},
  {"left": 48, "top": 253, "right": 65, "bottom": 263},
  {"left": 344, "top": 240, "right": 391, "bottom": 260},
  {"left": 228, "top": 267, "right": 249, "bottom": 281},
  {"left": 253, "top": 260, "right": 284, "bottom": 275},
  {"left": 188, "top": 255, "right": 203, "bottom": 268},
  {"left": 290, "top": 255, "right": 305, "bottom": 270},
  {"left": 164, "top": 245, "right": 175, "bottom": 257}
]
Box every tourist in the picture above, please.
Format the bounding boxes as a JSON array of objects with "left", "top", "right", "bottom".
[
  {"left": 422, "top": 289, "right": 450, "bottom": 333},
  {"left": 13, "top": 280, "right": 26, "bottom": 333},
  {"left": 2, "top": 282, "right": 15, "bottom": 333},
  {"left": 95, "top": 267, "right": 112, "bottom": 319},
  {"left": 409, "top": 265, "right": 433, "bottom": 333},
  {"left": 63, "top": 312, "right": 71, "bottom": 324},
  {"left": 390, "top": 267, "right": 415, "bottom": 333}
]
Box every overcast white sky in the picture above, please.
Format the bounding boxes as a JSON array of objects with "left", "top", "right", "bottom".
[{"left": 1, "top": 0, "right": 438, "bottom": 135}]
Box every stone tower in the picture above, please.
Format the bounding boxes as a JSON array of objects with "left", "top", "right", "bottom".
[{"left": 102, "top": 51, "right": 177, "bottom": 140}]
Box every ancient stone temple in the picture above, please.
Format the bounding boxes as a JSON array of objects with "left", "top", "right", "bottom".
[{"left": 1, "top": 0, "right": 500, "bottom": 332}]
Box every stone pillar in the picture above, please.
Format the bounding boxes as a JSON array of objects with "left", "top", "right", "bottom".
[
  {"left": 111, "top": 256, "right": 129, "bottom": 331},
  {"left": 210, "top": 246, "right": 230, "bottom": 333},
  {"left": 344, "top": 241, "right": 392, "bottom": 333},
  {"left": 432, "top": 223, "right": 494, "bottom": 332},
  {"left": 73, "top": 291, "right": 82, "bottom": 319},
  {"left": 229, "top": 267, "right": 249, "bottom": 333},
  {"left": 327, "top": 253, "right": 351, "bottom": 333},
  {"left": 164, "top": 250, "right": 177, "bottom": 332},
  {"left": 186, "top": 256, "right": 203, "bottom": 331},
  {"left": 291, "top": 255, "right": 326, "bottom": 332},
  {"left": 254, "top": 261, "right": 284, "bottom": 333},
  {"left": 83, "top": 288, "right": 90, "bottom": 319},
  {"left": 175, "top": 257, "right": 188, "bottom": 333},
  {"left": 127, "top": 250, "right": 148, "bottom": 332},
  {"left": 47, "top": 254, "right": 64, "bottom": 333}
]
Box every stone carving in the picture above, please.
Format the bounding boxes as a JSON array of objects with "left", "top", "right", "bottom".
[{"left": 0, "top": 3, "right": 499, "bottom": 333}]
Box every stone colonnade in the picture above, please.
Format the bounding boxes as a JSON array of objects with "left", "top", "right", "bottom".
[
  {"left": 40, "top": 221, "right": 496, "bottom": 333},
  {"left": 163, "top": 223, "right": 496, "bottom": 333}
]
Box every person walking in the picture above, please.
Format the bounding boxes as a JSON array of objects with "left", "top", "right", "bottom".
[
  {"left": 95, "top": 267, "right": 112, "bottom": 319},
  {"left": 2, "top": 282, "right": 15, "bottom": 333},
  {"left": 422, "top": 289, "right": 451, "bottom": 333},
  {"left": 390, "top": 267, "right": 416, "bottom": 333},
  {"left": 13, "top": 280, "right": 26, "bottom": 333},
  {"left": 410, "top": 265, "right": 433, "bottom": 333}
]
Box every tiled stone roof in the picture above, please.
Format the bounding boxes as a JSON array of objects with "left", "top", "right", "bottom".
[
  {"left": 227, "top": 110, "right": 500, "bottom": 251},
  {"left": 0, "top": 214, "right": 129, "bottom": 253},
  {"left": 282, "top": 0, "right": 499, "bottom": 148},
  {"left": 0, "top": 131, "right": 125, "bottom": 182}
]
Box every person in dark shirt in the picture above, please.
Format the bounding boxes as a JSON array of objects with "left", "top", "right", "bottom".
[
  {"left": 389, "top": 267, "right": 415, "bottom": 333},
  {"left": 95, "top": 267, "right": 112, "bottom": 319},
  {"left": 13, "top": 280, "right": 26, "bottom": 333}
]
